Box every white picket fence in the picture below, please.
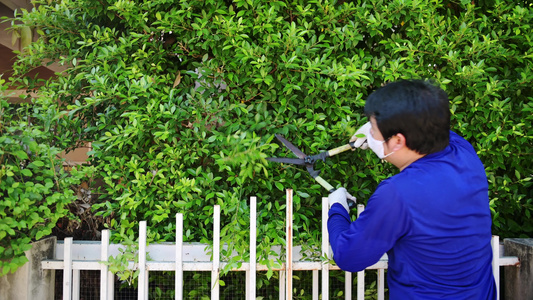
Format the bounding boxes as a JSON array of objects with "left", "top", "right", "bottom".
[{"left": 42, "top": 189, "right": 519, "bottom": 300}]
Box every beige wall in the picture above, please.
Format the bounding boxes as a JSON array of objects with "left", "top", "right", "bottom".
[{"left": 60, "top": 143, "right": 92, "bottom": 166}]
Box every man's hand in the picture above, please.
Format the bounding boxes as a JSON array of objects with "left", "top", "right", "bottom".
[
  {"left": 328, "top": 188, "right": 357, "bottom": 213},
  {"left": 350, "top": 122, "right": 370, "bottom": 150}
]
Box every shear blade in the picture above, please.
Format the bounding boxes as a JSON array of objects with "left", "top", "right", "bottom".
[
  {"left": 266, "top": 157, "right": 306, "bottom": 165},
  {"left": 275, "top": 134, "right": 307, "bottom": 159}
]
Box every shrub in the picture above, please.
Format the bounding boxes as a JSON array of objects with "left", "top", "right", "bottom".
[
  {"left": 6, "top": 0, "right": 532, "bottom": 275},
  {"left": 0, "top": 78, "right": 93, "bottom": 274}
]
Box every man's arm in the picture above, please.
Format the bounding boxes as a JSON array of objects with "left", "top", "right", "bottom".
[{"left": 328, "top": 181, "right": 410, "bottom": 272}]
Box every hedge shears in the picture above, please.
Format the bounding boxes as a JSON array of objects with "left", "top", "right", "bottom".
[{"left": 267, "top": 134, "right": 357, "bottom": 209}]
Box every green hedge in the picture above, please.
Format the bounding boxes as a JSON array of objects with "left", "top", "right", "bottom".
[
  {"left": 0, "top": 78, "right": 93, "bottom": 274},
  {"left": 6, "top": 0, "right": 532, "bottom": 272}
]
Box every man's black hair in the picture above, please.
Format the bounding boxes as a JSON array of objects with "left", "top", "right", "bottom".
[{"left": 364, "top": 79, "right": 451, "bottom": 155}]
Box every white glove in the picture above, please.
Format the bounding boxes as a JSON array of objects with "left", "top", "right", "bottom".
[
  {"left": 328, "top": 187, "right": 357, "bottom": 213},
  {"left": 350, "top": 122, "right": 370, "bottom": 150}
]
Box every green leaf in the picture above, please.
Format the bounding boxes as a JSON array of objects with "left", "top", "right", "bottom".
[
  {"left": 21, "top": 169, "right": 33, "bottom": 177},
  {"left": 35, "top": 230, "right": 45, "bottom": 240},
  {"left": 31, "top": 160, "right": 45, "bottom": 167},
  {"left": 20, "top": 26, "right": 32, "bottom": 50},
  {"left": 296, "top": 191, "right": 310, "bottom": 198},
  {"left": 14, "top": 150, "right": 28, "bottom": 160}
]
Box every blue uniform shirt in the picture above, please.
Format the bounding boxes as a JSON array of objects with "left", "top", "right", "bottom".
[{"left": 328, "top": 131, "right": 496, "bottom": 299}]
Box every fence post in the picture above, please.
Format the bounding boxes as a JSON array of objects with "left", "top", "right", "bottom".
[
  {"left": 357, "top": 204, "right": 365, "bottom": 300},
  {"left": 322, "top": 197, "right": 329, "bottom": 300},
  {"left": 492, "top": 236, "right": 500, "bottom": 300},
  {"left": 211, "top": 205, "right": 221, "bottom": 299},
  {"left": 345, "top": 272, "right": 352, "bottom": 300},
  {"left": 279, "top": 269, "right": 286, "bottom": 299},
  {"left": 377, "top": 268, "right": 385, "bottom": 300},
  {"left": 72, "top": 269, "right": 80, "bottom": 300},
  {"left": 313, "top": 270, "right": 319, "bottom": 300},
  {"left": 176, "top": 213, "right": 183, "bottom": 300},
  {"left": 248, "top": 196, "right": 257, "bottom": 300},
  {"left": 63, "top": 237, "right": 73, "bottom": 300},
  {"left": 286, "top": 189, "right": 293, "bottom": 300},
  {"left": 100, "top": 229, "right": 113, "bottom": 300},
  {"left": 138, "top": 221, "right": 148, "bottom": 300}
]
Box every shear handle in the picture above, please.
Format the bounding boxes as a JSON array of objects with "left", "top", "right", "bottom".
[
  {"left": 314, "top": 175, "right": 356, "bottom": 209},
  {"left": 304, "top": 142, "right": 356, "bottom": 164}
]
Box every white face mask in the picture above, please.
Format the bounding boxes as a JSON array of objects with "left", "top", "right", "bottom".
[{"left": 365, "top": 125, "right": 394, "bottom": 159}]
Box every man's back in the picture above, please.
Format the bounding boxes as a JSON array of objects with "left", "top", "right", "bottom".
[{"left": 384, "top": 131, "right": 495, "bottom": 299}]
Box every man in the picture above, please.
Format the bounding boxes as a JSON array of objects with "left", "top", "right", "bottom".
[{"left": 328, "top": 80, "right": 496, "bottom": 299}]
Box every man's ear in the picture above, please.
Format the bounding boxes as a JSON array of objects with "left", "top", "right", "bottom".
[{"left": 390, "top": 133, "right": 407, "bottom": 151}]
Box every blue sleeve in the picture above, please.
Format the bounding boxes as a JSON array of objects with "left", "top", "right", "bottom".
[
  {"left": 450, "top": 130, "right": 479, "bottom": 156},
  {"left": 327, "top": 181, "right": 411, "bottom": 272}
]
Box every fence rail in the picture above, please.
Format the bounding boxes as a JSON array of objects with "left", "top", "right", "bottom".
[{"left": 42, "top": 190, "right": 519, "bottom": 300}]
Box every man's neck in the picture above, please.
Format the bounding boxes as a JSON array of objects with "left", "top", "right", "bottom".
[
  {"left": 387, "top": 148, "right": 425, "bottom": 171},
  {"left": 398, "top": 152, "right": 425, "bottom": 171}
]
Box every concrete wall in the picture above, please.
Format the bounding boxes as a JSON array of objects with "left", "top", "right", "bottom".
[
  {"left": 504, "top": 238, "right": 532, "bottom": 300},
  {"left": 0, "top": 236, "right": 56, "bottom": 300}
]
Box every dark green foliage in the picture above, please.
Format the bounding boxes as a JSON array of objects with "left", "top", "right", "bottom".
[{"left": 5, "top": 0, "right": 532, "bottom": 275}]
